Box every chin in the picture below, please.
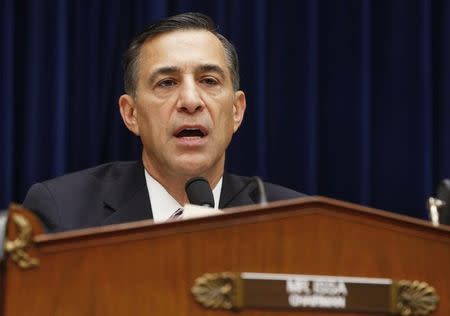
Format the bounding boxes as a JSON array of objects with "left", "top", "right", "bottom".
[{"left": 172, "top": 158, "right": 216, "bottom": 177}]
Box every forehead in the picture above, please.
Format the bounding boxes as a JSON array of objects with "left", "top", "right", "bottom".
[{"left": 139, "top": 30, "right": 228, "bottom": 73}]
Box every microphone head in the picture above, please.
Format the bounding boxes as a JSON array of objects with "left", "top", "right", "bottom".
[{"left": 185, "top": 177, "right": 215, "bottom": 208}]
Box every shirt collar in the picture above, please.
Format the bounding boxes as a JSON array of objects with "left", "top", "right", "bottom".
[{"left": 144, "top": 170, "right": 222, "bottom": 223}]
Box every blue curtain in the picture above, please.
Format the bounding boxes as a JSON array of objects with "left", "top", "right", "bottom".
[{"left": 1, "top": 0, "right": 449, "bottom": 219}]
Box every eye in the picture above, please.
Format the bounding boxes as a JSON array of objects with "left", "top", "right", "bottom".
[
  {"left": 157, "top": 78, "right": 177, "bottom": 88},
  {"left": 200, "top": 77, "right": 219, "bottom": 86}
]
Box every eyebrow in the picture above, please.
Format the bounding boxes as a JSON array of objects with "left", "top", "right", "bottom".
[
  {"left": 148, "top": 64, "right": 226, "bottom": 84},
  {"left": 148, "top": 66, "right": 180, "bottom": 84},
  {"left": 197, "top": 64, "right": 226, "bottom": 79}
]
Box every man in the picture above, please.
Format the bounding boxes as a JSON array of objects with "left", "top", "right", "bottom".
[{"left": 23, "top": 12, "right": 304, "bottom": 232}]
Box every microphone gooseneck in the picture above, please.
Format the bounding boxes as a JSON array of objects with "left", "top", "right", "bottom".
[
  {"left": 185, "top": 177, "right": 215, "bottom": 208},
  {"left": 227, "top": 176, "right": 268, "bottom": 206},
  {"left": 427, "top": 179, "right": 450, "bottom": 226},
  {"left": 252, "top": 176, "right": 268, "bottom": 205},
  {"left": 436, "top": 179, "right": 450, "bottom": 225}
]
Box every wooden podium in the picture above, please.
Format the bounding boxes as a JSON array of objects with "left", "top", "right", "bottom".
[{"left": 1, "top": 197, "right": 449, "bottom": 315}]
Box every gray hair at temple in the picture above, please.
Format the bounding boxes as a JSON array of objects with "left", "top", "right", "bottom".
[{"left": 122, "top": 12, "right": 240, "bottom": 95}]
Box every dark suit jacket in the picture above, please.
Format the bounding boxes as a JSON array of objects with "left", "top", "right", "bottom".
[{"left": 23, "top": 161, "right": 304, "bottom": 232}]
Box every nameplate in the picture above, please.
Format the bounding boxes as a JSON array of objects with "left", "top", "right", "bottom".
[{"left": 191, "top": 272, "right": 439, "bottom": 315}]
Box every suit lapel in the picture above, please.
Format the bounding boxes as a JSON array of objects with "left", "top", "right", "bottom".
[
  {"left": 102, "top": 161, "right": 153, "bottom": 226},
  {"left": 219, "top": 173, "right": 256, "bottom": 208},
  {"left": 101, "top": 168, "right": 255, "bottom": 225}
]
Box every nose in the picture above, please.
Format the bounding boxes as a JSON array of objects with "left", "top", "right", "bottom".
[{"left": 177, "top": 78, "right": 204, "bottom": 113}]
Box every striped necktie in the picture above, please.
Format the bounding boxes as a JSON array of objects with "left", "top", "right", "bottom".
[{"left": 169, "top": 207, "right": 183, "bottom": 219}]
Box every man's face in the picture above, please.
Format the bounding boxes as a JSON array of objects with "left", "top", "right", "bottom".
[{"left": 119, "top": 30, "right": 246, "bottom": 182}]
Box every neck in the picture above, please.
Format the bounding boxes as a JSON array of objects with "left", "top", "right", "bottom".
[{"left": 142, "top": 155, "right": 223, "bottom": 205}]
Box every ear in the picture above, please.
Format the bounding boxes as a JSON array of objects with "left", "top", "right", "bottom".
[
  {"left": 118, "top": 94, "right": 140, "bottom": 136},
  {"left": 232, "top": 90, "right": 246, "bottom": 133}
]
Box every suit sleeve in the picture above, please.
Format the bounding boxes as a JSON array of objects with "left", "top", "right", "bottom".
[{"left": 23, "top": 183, "right": 61, "bottom": 232}]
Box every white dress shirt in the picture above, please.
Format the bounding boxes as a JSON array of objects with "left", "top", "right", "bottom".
[{"left": 144, "top": 170, "right": 222, "bottom": 223}]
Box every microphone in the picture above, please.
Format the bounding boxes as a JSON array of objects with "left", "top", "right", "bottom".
[
  {"left": 251, "top": 176, "right": 268, "bottom": 205},
  {"left": 427, "top": 179, "right": 450, "bottom": 226},
  {"left": 227, "top": 176, "right": 268, "bottom": 206},
  {"left": 436, "top": 179, "right": 450, "bottom": 225},
  {"left": 185, "top": 177, "right": 215, "bottom": 208}
]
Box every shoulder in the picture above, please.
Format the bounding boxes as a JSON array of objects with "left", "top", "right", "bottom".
[
  {"left": 222, "top": 173, "right": 306, "bottom": 206},
  {"left": 41, "top": 161, "right": 141, "bottom": 186},
  {"left": 26, "top": 161, "right": 140, "bottom": 201},
  {"left": 262, "top": 180, "right": 306, "bottom": 201},
  {"left": 23, "top": 161, "right": 142, "bottom": 231}
]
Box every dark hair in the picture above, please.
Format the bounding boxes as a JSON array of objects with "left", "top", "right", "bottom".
[{"left": 122, "top": 12, "right": 240, "bottom": 95}]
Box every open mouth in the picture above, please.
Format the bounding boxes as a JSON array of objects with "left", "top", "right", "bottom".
[{"left": 175, "top": 127, "right": 207, "bottom": 138}]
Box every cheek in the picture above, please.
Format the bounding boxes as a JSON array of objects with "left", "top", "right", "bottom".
[
  {"left": 137, "top": 108, "right": 166, "bottom": 138},
  {"left": 216, "top": 107, "right": 237, "bottom": 136}
]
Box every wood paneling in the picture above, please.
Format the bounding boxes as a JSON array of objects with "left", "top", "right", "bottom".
[{"left": 3, "top": 197, "right": 449, "bottom": 315}]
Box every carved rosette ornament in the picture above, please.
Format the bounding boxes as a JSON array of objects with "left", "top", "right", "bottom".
[
  {"left": 191, "top": 272, "right": 241, "bottom": 310},
  {"left": 4, "top": 214, "right": 40, "bottom": 269},
  {"left": 394, "top": 280, "right": 439, "bottom": 316}
]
